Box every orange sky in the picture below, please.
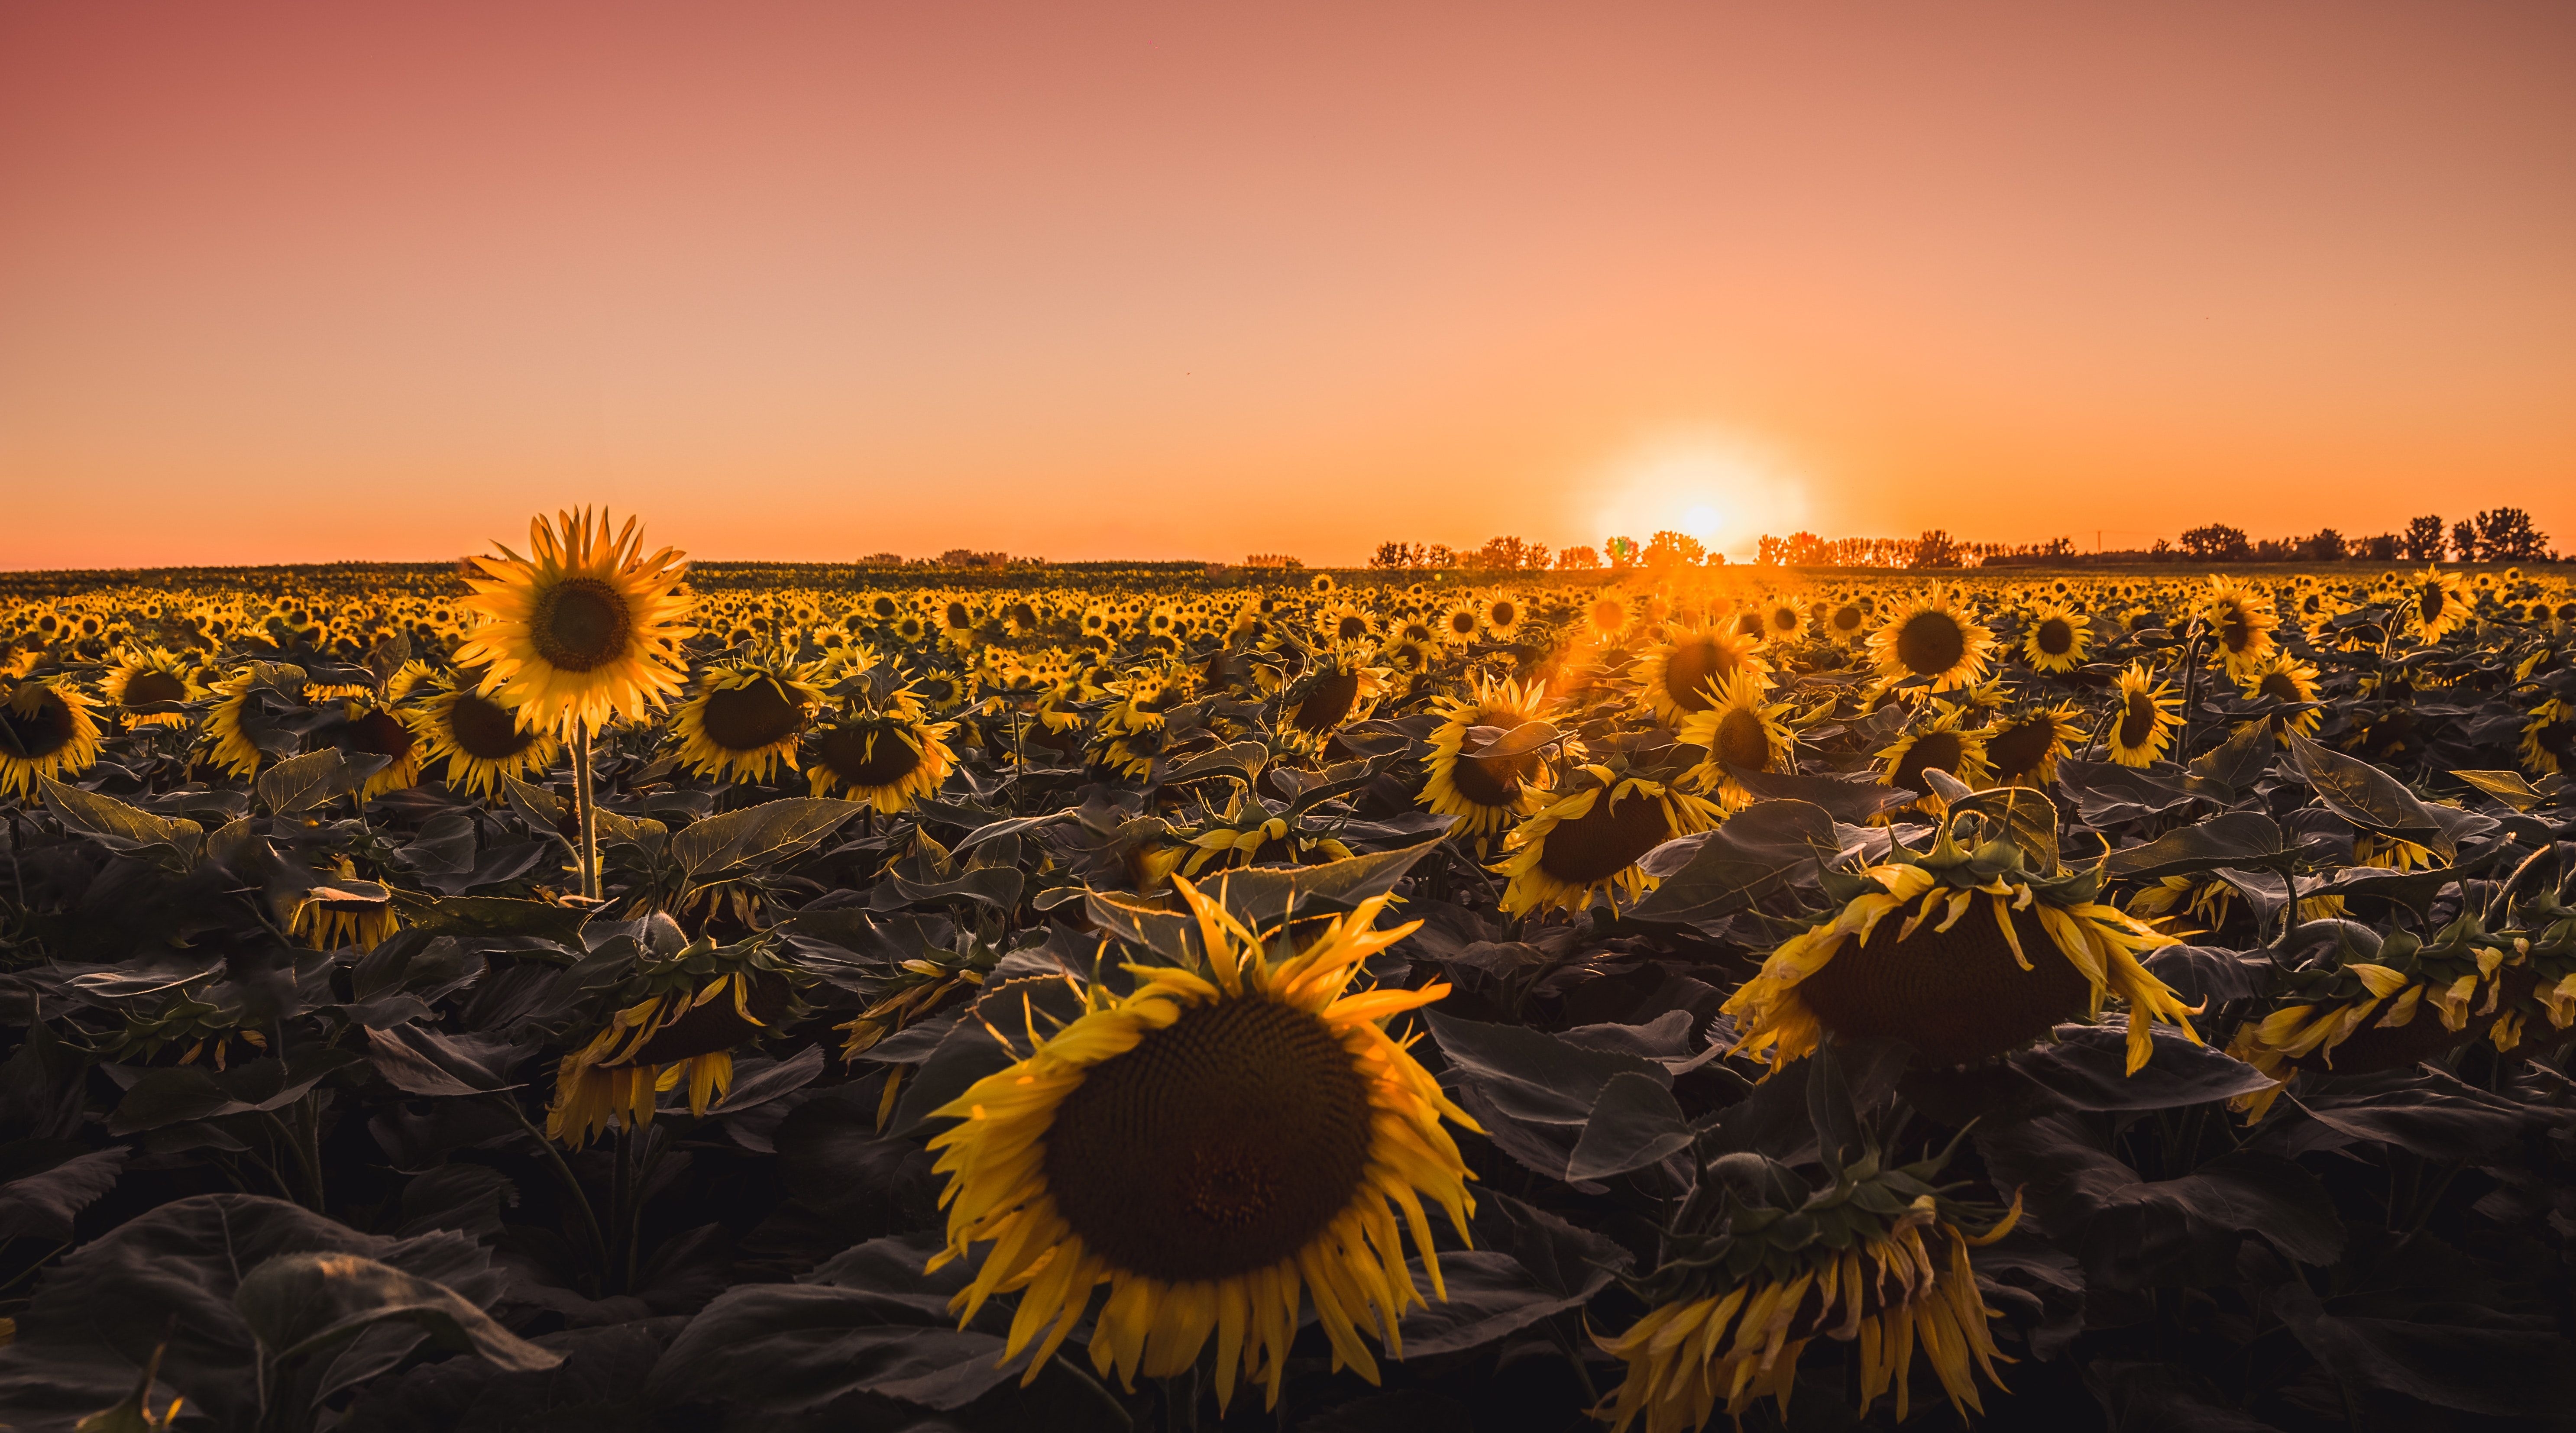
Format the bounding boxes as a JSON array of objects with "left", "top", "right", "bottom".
[{"left": 3, "top": 1, "right": 2570, "bottom": 569}]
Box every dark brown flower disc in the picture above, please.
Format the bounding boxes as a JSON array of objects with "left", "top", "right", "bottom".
[
  {"left": 1894, "top": 612, "right": 1966, "bottom": 676},
  {"left": 701, "top": 679, "right": 806, "bottom": 751},
  {"left": 1799, "top": 899, "right": 2093, "bottom": 1067},
  {"left": 813, "top": 725, "right": 923, "bottom": 787},
  {"left": 1292, "top": 671, "right": 1361, "bottom": 734},
  {"left": 1044, "top": 996, "right": 1373, "bottom": 1282},
  {"left": 1536, "top": 787, "right": 1673, "bottom": 886},
  {"left": 628, "top": 972, "right": 797, "bottom": 1064},
  {"left": 530, "top": 577, "right": 632, "bottom": 671}
]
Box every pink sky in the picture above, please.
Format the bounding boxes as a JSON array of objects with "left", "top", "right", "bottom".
[{"left": 3, "top": 0, "right": 2570, "bottom": 568}]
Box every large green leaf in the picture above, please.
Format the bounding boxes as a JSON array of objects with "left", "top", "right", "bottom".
[
  {"left": 37, "top": 777, "right": 202, "bottom": 870},
  {"left": 671, "top": 798, "right": 860, "bottom": 880},
  {"left": 2282, "top": 727, "right": 2450, "bottom": 856}
]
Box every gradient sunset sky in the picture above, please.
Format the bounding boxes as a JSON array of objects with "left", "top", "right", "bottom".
[{"left": 3, "top": 1, "right": 2570, "bottom": 569}]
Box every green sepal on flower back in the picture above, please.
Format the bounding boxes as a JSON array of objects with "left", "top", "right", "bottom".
[{"left": 546, "top": 928, "right": 810, "bottom": 1148}]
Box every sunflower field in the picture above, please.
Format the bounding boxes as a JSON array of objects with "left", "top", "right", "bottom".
[{"left": 3, "top": 513, "right": 2576, "bottom": 1431}]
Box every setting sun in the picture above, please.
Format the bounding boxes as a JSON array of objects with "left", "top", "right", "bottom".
[{"left": 1587, "top": 429, "right": 1812, "bottom": 561}]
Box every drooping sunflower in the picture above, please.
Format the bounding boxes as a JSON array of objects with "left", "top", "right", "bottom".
[
  {"left": 926, "top": 880, "right": 1476, "bottom": 1410},
  {"left": 1677, "top": 671, "right": 1796, "bottom": 811},
  {"left": 2403, "top": 566, "right": 2469, "bottom": 643},
  {"left": 2520, "top": 699, "right": 2576, "bottom": 777},
  {"left": 286, "top": 861, "right": 400, "bottom": 952},
  {"left": 2225, "top": 913, "right": 2513, "bottom": 1122},
  {"left": 2201, "top": 575, "right": 2278, "bottom": 677},
  {"left": 100, "top": 647, "right": 203, "bottom": 728},
  {"left": 670, "top": 661, "right": 824, "bottom": 784},
  {"left": 453, "top": 508, "right": 696, "bottom": 737},
  {"left": 2016, "top": 604, "right": 2089, "bottom": 674},
  {"left": 806, "top": 705, "right": 958, "bottom": 813},
  {"left": 548, "top": 938, "right": 803, "bottom": 1148},
  {"left": 2236, "top": 654, "right": 2323, "bottom": 741},
  {"left": 1725, "top": 811, "right": 2201, "bottom": 1074},
  {"left": 1980, "top": 703, "right": 2083, "bottom": 787},
  {"left": 2104, "top": 662, "right": 2181, "bottom": 768},
  {"left": 1418, "top": 675, "right": 1559, "bottom": 840},
  {"left": 1494, "top": 763, "right": 1723, "bottom": 916},
  {"left": 1634, "top": 622, "right": 1770, "bottom": 727},
  {"left": 0, "top": 678, "right": 104, "bottom": 798},
  {"left": 1599, "top": 1146, "right": 2020, "bottom": 1431},
  {"left": 1874, "top": 710, "right": 1993, "bottom": 811},
  {"left": 1867, "top": 592, "right": 1995, "bottom": 692},
  {"left": 406, "top": 670, "right": 561, "bottom": 798}
]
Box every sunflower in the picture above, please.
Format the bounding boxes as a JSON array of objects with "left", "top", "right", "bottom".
[
  {"left": 1867, "top": 592, "right": 1994, "bottom": 692},
  {"left": 926, "top": 880, "right": 1476, "bottom": 1410},
  {"left": 1418, "top": 675, "right": 1557, "bottom": 840},
  {"left": 198, "top": 667, "right": 285, "bottom": 780},
  {"left": 2404, "top": 566, "right": 2469, "bottom": 643},
  {"left": 0, "top": 678, "right": 104, "bottom": 798},
  {"left": 1980, "top": 703, "right": 2083, "bottom": 787},
  {"left": 407, "top": 670, "right": 561, "bottom": 798},
  {"left": 2201, "top": 575, "right": 2278, "bottom": 677},
  {"left": 1822, "top": 598, "right": 1870, "bottom": 645},
  {"left": 1494, "top": 765, "right": 1722, "bottom": 917},
  {"left": 1584, "top": 594, "right": 1631, "bottom": 644},
  {"left": 1725, "top": 817, "right": 2201, "bottom": 1074},
  {"left": 330, "top": 696, "right": 423, "bottom": 799},
  {"left": 1179, "top": 792, "right": 1356, "bottom": 875},
  {"left": 670, "top": 661, "right": 823, "bottom": 784},
  {"left": 453, "top": 508, "right": 696, "bottom": 738},
  {"left": 2225, "top": 914, "right": 2512, "bottom": 1121},
  {"left": 1677, "top": 672, "right": 1795, "bottom": 811},
  {"left": 806, "top": 707, "right": 957, "bottom": 813},
  {"left": 1279, "top": 651, "right": 1390, "bottom": 747},
  {"left": 2520, "top": 699, "right": 2576, "bottom": 777},
  {"left": 2016, "top": 605, "right": 2088, "bottom": 674},
  {"left": 100, "top": 646, "right": 203, "bottom": 728},
  {"left": 2104, "top": 663, "right": 2181, "bottom": 768},
  {"left": 2236, "top": 654, "right": 2322, "bottom": 741},
  {"left": 1599, "top": 1150, "right": 2020, "bottom": 1431},
  {"left": 1758, "top": 598, "right": 1805, "bottom": 644},
  {"left": 1874, "top": 710, "right": 1993, "bottom": 811},
  {"left": 1634, "top": 622, "right": 1770, "bottom": 727},
  {"left": 286, "top": 861, "right": 400, "bottom": 952},
  {"left": 548, "top": 940, "right": 801, "bottom": 1148}
]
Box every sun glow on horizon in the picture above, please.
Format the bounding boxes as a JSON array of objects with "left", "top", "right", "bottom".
[{"left": 1586, "top": 429, "right": 1814, "bottom": 561}]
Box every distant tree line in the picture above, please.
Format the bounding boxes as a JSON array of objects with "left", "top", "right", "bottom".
[
  {"left": 2171, "top": 509, "right": 2552, "bottom": 564},
  {"left": 1366, "top": 533, "right": 1730, "bottom": 573}
]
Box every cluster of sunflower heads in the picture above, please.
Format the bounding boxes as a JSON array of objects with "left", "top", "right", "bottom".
[
  {"left": 1727, "top": 796, "right": 2200, "bottom": 1076},
  {"left": 2228, "top": 912, "right": 2524, "bottom": 1120},
  {"left": 1601, "top": 1134, "right": 2020, "bottom": 1431},
  {"left": 547, "top": 932, "right": 807, "bottom": 1147}
]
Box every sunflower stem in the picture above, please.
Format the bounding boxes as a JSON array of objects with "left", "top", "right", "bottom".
[{"left": 575, "top": 723, "right": 602, "bottom": 901}]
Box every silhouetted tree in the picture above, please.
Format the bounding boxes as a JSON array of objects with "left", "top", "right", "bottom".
[
  {"left": 2180, "top": 524, "right": 2251, "bottom": 560},
  {"left": 1556, "top": 545, "right": 1601, "bottom": 570},
  {"left": 1643, "top": 531, "right": 1706, "bottom": 568},
  {"left": 2472, "top": 507, "right": 2547, "bottom": 562},
  {"left": 2401, "top": 516, "right": 2447, "bottom": 563}
]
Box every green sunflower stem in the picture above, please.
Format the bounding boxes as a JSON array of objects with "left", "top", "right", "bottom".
[{"left": 574, "top": 722, "right": 602, "bottom": 902}]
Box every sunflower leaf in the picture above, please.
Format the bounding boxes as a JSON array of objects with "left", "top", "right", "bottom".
[
  {"left": 671, "top": 798, "right": 860, "bottom": 880},
  {"left": 36, "top": 777, "right": 203, "bottom": 870},
  {"left": 2101, "top": 812, "right": 2289, "bottom": 880},
  {"left": 2280, "top": 728, "right": 2451, "bottom": 857}
]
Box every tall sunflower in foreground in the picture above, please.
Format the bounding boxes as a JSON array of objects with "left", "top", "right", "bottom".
[
  {"left": 0, "top": 678, "right": 104, "bottom": 797},
  {"left": 806, "top": 699, "right": 957, "bottom": 814},
  {"left": 1867, "top": 591, "right": 1994, "bottom": 692},
  {"left": 1634, "top": 622, "right": 1770, "bottom": 727},
  {"left": 2016, "top": 604, "right": 2088, "bottom": 674},
  {"left": 2201, "top": 575, "right": 2278, "bottom": 677},
  {"left": 1676, "top": 671, "right": 1795, "bottom": 811},
  {"left": 406, "top": 670, "right": 560, "bottom": 798},
  {"left": 1494, "top": 761, "right": 1722, "bottom": 916},
  {"left": 2104, "top": 663, "right": 2181, "bottom": 767},
  {"left": 453, "top": 508, "right": 696, "bottom": 738},
  {"left": 670, "top": 660, "right": 824, "bottom": 784},
  {"left": 1599, "top": 1143, "right": 2021, "bottom": 1431},
  {"left": 926, "top": 880, "right": 1476, "bottom": 1410},
  {"left": 1725, "top": 808, "right": 2201, "bottom": 1074},
  {"left": 1418, "top": 675, "right": 1559, "bottom": 841}
]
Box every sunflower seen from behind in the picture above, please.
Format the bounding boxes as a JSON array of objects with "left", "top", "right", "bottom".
[{"left": 926, "top": 878, "right": 1476, "bottom": 1410}]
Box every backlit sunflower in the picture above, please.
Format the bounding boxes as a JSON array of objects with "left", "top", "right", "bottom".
[
  {"left": 1677, "top": 671, "right": 1795, "bottom": 811},
  {"left": 286, "top": 860, "right": 399, "bottom": 952},
  {"left": 0, "top": 678, "right": 104, "bottom": 797},
  {"left": 2520, "top": 699, "right": 2576, "bottom": 777},
  {"left": 1418, "top": 675, "right": 1559, "bottom": 841},
  {"left": 806, "top": 705, "right": 957, "bottom": 813},
  {"left": 2104, "top": 663, "right": 2181, "bottom": 768},
  {"left": 100, "top": 647, "right": 203, "bottom": 728},
  {"left": 2404, "top": 566, "right": 2469, "bottom": 643},
  {"left": 2236, "top": 654, "right": 2322, "bottom": 741},
  {"left": 1634, "top": 622, "right": 1770, "bottom": 727},
  {"left": 2201, "top": 575, "right": 2278, "bottom": 677},
  {"left": 1494, "top": 764, "right": 1722, "bottom": 916},
  {"left": 2225, "top": 913, "right": 2513, "bottom": 1122},
  {"left": 926, "top": 880, "right": 1476, "bottom": 1410},
  {"left": 1482, "top": 594, "right": 1524, "bottom": 640},
  {"left": 1725, "top": 812, "right": 2201, "bottom": 1074},
  {"left": 549, "top": 938, "right": 802, "bottom": 1148},
  {"left": 453, "top": 508, "right": 696, "bottom": 737},
  {"left": 1874, "top": 710, "right": 1993, "bottom": 812},
  {"left": 1822, "top": 599, "right": 1870, "bottom": 645},
  {"left": 1599, "top": 1147, "right": 2021, "bottom": 1431},
  {"left": 406, "top": 670, "right": 561, "bottom": 798},
  {"left": 670, "top": 660, "right": 824, "bottom": 784},
  {"left": 2016, "top": 605, "right": 2088, "bottom": 674},
  {"left": 1980, "top": 703, "right": 2083, "bottom": 787},
  {"left": 1867, "top": 592, "right": 1994, "bottom": 692},
  {"left": 1758, "top": 598, "right": 1805, "bottom": 644}
]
